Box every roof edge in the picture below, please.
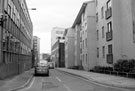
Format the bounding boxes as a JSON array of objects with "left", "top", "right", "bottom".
[{"left": 72, "top": 0, "right": 95, "bottom": 28}]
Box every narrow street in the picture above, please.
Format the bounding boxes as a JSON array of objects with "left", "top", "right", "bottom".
[{"left": 18, "top": 69, "right": 133, "bottom": 91}]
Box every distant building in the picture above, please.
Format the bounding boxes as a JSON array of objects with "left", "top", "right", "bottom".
[
  {"left": 41, "top": 53, "right": 50, "bottom": 60},
  {"left": 64, "top": 28, "right": 75, "bottom": 68},
  {"left": 51, "top": 27, "right": 65, "bottom": 67},
  {"left": 33, "top": 36, "right": 40, "bottom": 65},
  {"left": 51, "top": 27, "right": 65, "bottom": 46},
  {"left": 51, "top": 40, "right": 65, "bottom": 67},
  {"left": 51, "top": 40, "right": 59, "bottom": 67}
]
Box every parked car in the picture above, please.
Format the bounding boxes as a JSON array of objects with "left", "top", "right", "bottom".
[{"left": 34, "top": 60, "right": 49, "bottom": 76}]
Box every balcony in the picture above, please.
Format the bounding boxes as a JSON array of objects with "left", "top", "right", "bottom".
[
  {"left": 105, "top": 7, "right": 112, "bottom": 20},
  {"left": 106, "top": 54, "right": 113, "bottom": 64},
  {"left": 106, "top": 30, "right": 113, "bottom": 41}
]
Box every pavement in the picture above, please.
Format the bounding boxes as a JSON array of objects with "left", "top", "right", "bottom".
[
  {"left": 56, "top": 68, "right": 135, "bottom": 90},
  {"left": 0, "top": 69, "right": 34, "bottom": 91}
]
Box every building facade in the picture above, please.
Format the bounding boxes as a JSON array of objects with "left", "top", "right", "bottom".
[
  {"left": 51, "top": 40, "right": 59, "bottom": 67},
  {"left": 51, "top": 27, "right": 65, "bottom": 67},
  {"left": 72, "top": 23, "right": 81, "bottom": 67},
  {"left": 41, "top": 53, "right": 50, "bottom": 60},
  {"left": 51, "top": 39, "right": 65, "bottom": 68},
  {"left": 96, "top": 0, "right": 135, "bottom": 67},
  {"left": 72, "top": 1, "right": 96, "bottom": 70},
  {"left": 0, "top": 0, "right": 33, "bottom": 79},
  {"left": 64, "top": 28, "right": 75, "bottom": 68},
  {"left": 51, "top": 27, "right": 65, "bottom": 47},
  {"left": 33, "top": 36, "right": 40, "bottom": 65}
]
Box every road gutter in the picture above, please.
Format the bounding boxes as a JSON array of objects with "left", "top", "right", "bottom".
[
  {"left": 9, "top": 75, "right": 34, "bottom": 91},
  {"left": 56, "top": 68, "right": 135, "bottom": 90}
]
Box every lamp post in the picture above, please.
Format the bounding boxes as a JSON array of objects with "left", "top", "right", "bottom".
[
  {"left": 28, "top": 8, "right": 36, "bottom": 68},
  {"left": 30, "top": 8, "right": 37, "bottom": 10},
  {"left": 29, "top": 8, "right": 37, "bottom": 11}
]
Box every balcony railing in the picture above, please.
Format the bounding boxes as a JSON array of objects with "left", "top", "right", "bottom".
[
  {"left": 106, "top": 30, "right": 113, "bottom": 41},
  {"left": 106, "top": 54, "right": 113, "bottom": 64},
  {"left": 105, "top": 7, "right": 112, "bottom": 19}
]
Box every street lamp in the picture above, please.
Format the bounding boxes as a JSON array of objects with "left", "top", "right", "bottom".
[{"left": 29, "top": 8, "right": 37, "bottom": 10}]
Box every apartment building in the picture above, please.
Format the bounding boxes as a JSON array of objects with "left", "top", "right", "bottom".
[
  {"left": 0, "top": 0, "right": 33, "bottom": 79},
  {"left": 72, "top": 1, "right": 96, "bottom": 70},
  {"left": 73, "top": 24, "right": 81, "bottom": 67},
  {"left": 96, "top": 0, "right": 135, "bottom": 67},
  {"left": 64, "top": 28, "right": 75, "bottom": 68}
]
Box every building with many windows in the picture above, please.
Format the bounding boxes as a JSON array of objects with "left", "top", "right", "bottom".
[
  {"left": 0, "top": 0, "right": 33, "bottom": 79},
  {"left": 72, "top": 1, "right": 96, "bottom": 70},
  {"left": 96, "top": 0, "right": 135, "bottom": 67},
  {"left": 62, "top": 0, "right": 135, "bottom": 71}
]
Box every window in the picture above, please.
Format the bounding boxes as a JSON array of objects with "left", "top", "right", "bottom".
[
  {"left": 3, "top": 52, "right": 7, "bottom": 63},
  {"left": 96, "top": 13, "right": 98, "bottom": 22},
  {"left": 101, "top": 7, "right": 104, "bottom": 19},
  {"left": 83, "top": 54, "right": 84, "bottom": 62},
  {"left": 102, "top": 26, "right": 104, "bottom": 38},
  {"left": 62, "top": 37, "right": 65, "bottom": 39},
  {"left": 56, "top": 31, "right": 63, "bottom": 34},
  {"left": 102, "top": 46, "right": 105, "bottom": 58},
  {"left": 3, "top": 30, "right": 7, "bottom": 51},
  {"left": 57, "top": 37, "right": 61, "bottom": 40},
  {"left": 97, "top": 48, "right": 99, "bottom": 58},
  {"left": 86, "top": 54, "right": 87, "bottom": 63},
  {"left": 108, "top": 44, "right": 112, "bottom": 54},
  {"left": 83, "top": 40, "right": 84, "bottom": 49},
  {"left": 107, "top": 22, "right": 112, "bottom": 32},
  {"left": 85, "top": 38, "right": 87, "bottom": 48},
  {"left": 80, "top": 48, "right": 82, "bottom": 54},
  {"left": 6, "top": 31, "right": 10, "bottom": 51},
  {"left": 107, "top": 0, "right": 111, "bottom": 9},
  {"left": 97, "top": 30, "right": 99, "bottom": 40},
  {"left": 133, "top": 21, "right": 135, "bottom": 43}
]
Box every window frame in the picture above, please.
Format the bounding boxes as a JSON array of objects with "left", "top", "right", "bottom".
[
  {"left": 107, "top": 22, "right": 112, "bottom": 32},
  {"left": 101, "top": 7, "right": 104, "bottom": 19},
  {"left": 102, "top": 46, "right": 105, "bottom": 58},
  {"left": 108, "top": 44, "right": 112, "bottom": 54},
  {"left": 97, "top": 47, "right": 99, "bottom": 58}
]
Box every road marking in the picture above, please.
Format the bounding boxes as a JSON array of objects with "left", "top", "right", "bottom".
[
  {"left": 21, "top": 77, "right": 35, "bottom": 91},
  {"left": 56, "top": 76, "right": 62, "bottom": 82},
  {"left": 63, "top": 84, "right": 71, "bottom": 91}
]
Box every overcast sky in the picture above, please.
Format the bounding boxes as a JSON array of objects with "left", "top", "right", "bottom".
[{"left": 26, "top": 0, "right": 87, "bottom": 53}]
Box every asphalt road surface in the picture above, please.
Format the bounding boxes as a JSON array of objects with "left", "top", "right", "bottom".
[{"left": 19, "top": 69, "right": 133, "bottom": 91}]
